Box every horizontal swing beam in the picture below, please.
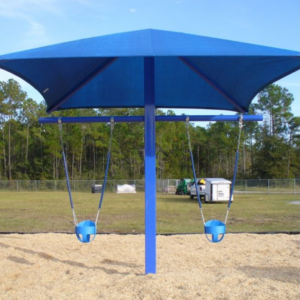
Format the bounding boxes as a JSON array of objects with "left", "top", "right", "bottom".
[{"left": 39, "top": 115, "right": 263, "bottom": 124}]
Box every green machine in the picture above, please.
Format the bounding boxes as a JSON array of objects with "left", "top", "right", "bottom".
[{"left": 175, "top": 178, "right": 193, "bottom": 195}]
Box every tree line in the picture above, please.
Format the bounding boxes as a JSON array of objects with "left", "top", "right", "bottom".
[{"left": 0, "top": 79, "right": 299, "bottom": 181}]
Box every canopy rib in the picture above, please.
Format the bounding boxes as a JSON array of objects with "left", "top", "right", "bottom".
[
  {"left": 178, "top": 57, "right": 247, "bottom": 113},
  {"left": 47, "top": 57, "right": 118, "bottom": 113}
]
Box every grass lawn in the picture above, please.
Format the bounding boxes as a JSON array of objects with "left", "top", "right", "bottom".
[{"left": 0, "top": 192, "right": 299, "bottom": 233}]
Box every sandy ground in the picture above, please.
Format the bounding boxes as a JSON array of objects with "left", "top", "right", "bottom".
[{"left": 0, "top": 233, "right": 299, "bottom": 300}]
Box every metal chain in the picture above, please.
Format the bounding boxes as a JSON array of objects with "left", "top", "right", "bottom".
[
  {"left": 95, "top": 117, "right": 115, "bottom": 225},
  {"left": 107, "top": 117, "right": 114, "bottom": 155},
  {"left": 58, "top": 118, "right": 78, "bottom": 226},
  {"left": 185, "top": 117, "right": 205, "bottom": 225},
  {"left": 224, "top": 114, "right": 243, "bottom": 224},
  {"left": 185, "top": 117, "right": 193, "bottom": 153},
  {"left": 237, "top": 114, "right": 243, "bottom": 152}
]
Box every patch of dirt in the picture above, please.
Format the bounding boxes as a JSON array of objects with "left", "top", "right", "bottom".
[{"left": 0, "top": 233, "right": 299, "bottom": 300}]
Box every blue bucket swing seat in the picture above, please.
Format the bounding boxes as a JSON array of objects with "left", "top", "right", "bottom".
[
  {"left": 204, "top": 220, "right": 226, "bottom": 243},
  {"left": 75, "top": 220, "right": 97, "bottom": 243}
]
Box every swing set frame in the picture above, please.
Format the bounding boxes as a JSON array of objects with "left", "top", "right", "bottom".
[{"left": 40, "top": 113, "right": 262, "bottom": 273}]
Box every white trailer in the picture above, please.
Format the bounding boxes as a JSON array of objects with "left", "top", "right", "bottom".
[{"left": 204, "top": 178, "right": 232, "bottom": 202}]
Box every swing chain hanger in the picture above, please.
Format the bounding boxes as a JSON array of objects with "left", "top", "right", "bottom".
[
  {"left": 110, "top": 116, "right": 115, "bottom": 129},
  {"left": 185, "top": 116, "right": 193, "bottom": 155},
  {"left": 237, "top": 114, "right": 244, "bottom": 152},
  {"left": 238, "top": 114, "right": 243, "bottom": 129},
  {"left": 58, "top": 117, "right": 65, "bottom": 148}
]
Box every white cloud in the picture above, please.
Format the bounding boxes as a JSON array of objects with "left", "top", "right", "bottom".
[
  {"left": 26, "top": 21, "right": 45, "bottom": 37},
  {"left": 0, "top": 0, "right": 61, "bottom": 18},
  {"left": 0, "top": 1, "right": 64, "bottom": 49},
  {"left": 129, "top": 8, "right": 137, "bottom": 13},
  {"left": 23, "top": 20, "right": 49, "bottom": 48}
]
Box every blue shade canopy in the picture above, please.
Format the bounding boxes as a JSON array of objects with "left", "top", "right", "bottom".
[{"left": 0, "top": 29, "right": 299, "bottom": 113}]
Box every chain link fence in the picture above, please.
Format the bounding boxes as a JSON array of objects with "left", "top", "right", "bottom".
[
  {"left": 0, "top": 179, "right": 299, "bottom": 194},
  {"left": 234, "top": 179, "right": 300, "bottom": 194},
  {"left": 0, "top": 180, "right": 142, "bottom": 193}
]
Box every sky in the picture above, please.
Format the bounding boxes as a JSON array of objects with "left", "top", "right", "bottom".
[{"left": 0, "top": 0, "right": 299, "bottom": 120}]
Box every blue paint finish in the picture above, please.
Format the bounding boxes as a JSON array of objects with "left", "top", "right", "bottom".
[
  {"left": 204, "top": 220, "right": 226, "bottom": 243},
  {"left": 179, "top": 57, "right": 247, "bottom": 113},
  {"left": 48, "top": 58, "right": 118, "bottom": 113},
  {"left": 61, "top": 146, "right": 75, "bottom": 209},
  {"left": 189, "top": 148, "right": 202, "bottom": 209},
  {"left": 99, "top": 152, "right": 111, "bottom": 209},
  {"left": 144, "top": 57, "right": 156, "bottom": 274},
  {"left": 228, "top": 151, "right": 239, "bottom": 209},
  {"left": 39, "top": 114, "right": 263, "bottom": 124},
  {"left": 75, "top": 220, "right": 96, "bottom": 243},
  {"left": 2, "top": 30, "right": 299, "bottom": 114},
  {"left": 157, "top": 115, "right": 263, "bottom": 122}
]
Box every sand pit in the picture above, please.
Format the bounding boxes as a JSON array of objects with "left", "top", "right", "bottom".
[{"left": 0, "top": 233, "right": 299, "bottom": 300}]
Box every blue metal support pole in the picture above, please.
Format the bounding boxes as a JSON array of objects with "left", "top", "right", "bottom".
[
  {"left": 144, "top": 57, "right": 156, "bottom": 274},
  {"left": 39, "top": 115, "right": 263, "bottom": 124}
]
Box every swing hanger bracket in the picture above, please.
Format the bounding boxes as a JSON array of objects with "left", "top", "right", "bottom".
[
  {"left": 185, "top": 116, "right": 190, "bottom": 130},
  {"left": 238, "top": 115, "right": 243, "bottom": 128},
  {"left": 110, "top": 116, "right": 115, "bottom": 130}
]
